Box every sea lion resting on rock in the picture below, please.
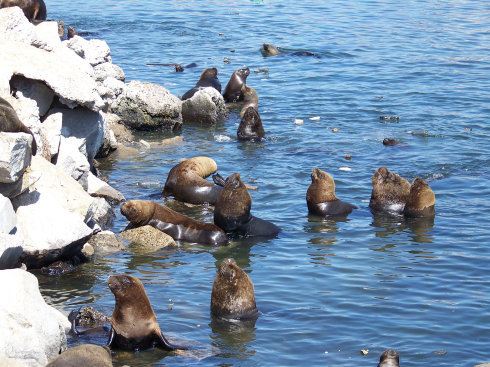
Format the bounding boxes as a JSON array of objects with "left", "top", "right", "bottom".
[
  {"left": 214, "top": 173, "right": 280, "bottom": 237},
  {"left": 369, "top": 167, "right": 411, "bottom": 215},
  {"left": 211, "top": 258, "right": 258, "bottom": 320},
  {"left": 306, "top": 168, "right": 357, "bottom": 217},
  {"left": 237, "top": 106, "right": 265, "bottom": 142},
  {"left": 0, "top": 96, "right": 37, "bottom": 155},
  {"left": 46, "top": 344, "right": 112, "bottom": 367},
  {"left": 121, "top": 200, "right": 228, "bottom": 246},
  {"left": 163, "top": 156, "right": 223, "bottom": 205},
  {"left": 403, "top": 177, "right": 435, "bottom": 217},
  {"left": 182, "top": 67, "right": 221, "bottom": 100},
  {"left": 239, "top": 85, "right": 259, "bottom": 118},
  {"left": 378, "top": 349, "right": 400, "bottom": 367},
  {"left": 223, "top": 67, "right": 250, "bottom": 103},
  {"left": 0, "top": 0, "right": 46, "bottom": 21},
  {"left": 108, "top": 274, "right": 187, "bottom": 351}
]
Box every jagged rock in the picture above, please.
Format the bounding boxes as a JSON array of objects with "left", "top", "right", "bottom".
[
  {"left": 0, "top": 233, "right": 23, "bottom": 269},
  {"left": 0, "top": 165, "right": 41, "bottom": 199},
  {"left": 84, "top": 172, "right": 124, "bottom": 203},
  {"left": 65, "top": 36, "right": 111, "bottom": 66},
  {"left": 88, "top": 230, "right": 125, "bottom": 254},
  {"left": 42, "top": 111, "right": 62, "bottom": 157},
  {"left": 111, "top": 81, "right": 182, "bottom": 131},
  {"left": 11, "top": 76, "right": 54, "bottom": 117},
  {"left": 120, "top": 225, "right": 176, "bottom": 252},
  {"left": 85, "top": 198, "right": 113, "bottom": 230},
  {"left": 104, "top": 112, "right": 134, "bottom": 143},
  {"left": 0, "top": 193, "right": 16, "bottom": 234},
  {"left": 94, "top": 62, "right": 125, "bottom": 82},
  {"left": 33, "top": 21, "right": 62, "bottom": 51},
  {"left": 182, "top": 87, "right": 227, "bottom": 124},
  {"left": 0, "top": 269, "right": 70, "bottom": 367},
  {"left": 0, "top": 132, "right": 33, "bottom": 184},
  {"left": 0, "top": 7, "right": 37, "bottom": 44},
  {"left": 95, "top": 124, "right": 117, "bottom": 158},
  {"left": 97, "top": 77, "right": 125, "bottom": 105},
  {"left": 56, "top": 137, "right": 91, "bottom": 181}
]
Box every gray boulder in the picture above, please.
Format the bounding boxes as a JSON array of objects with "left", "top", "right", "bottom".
[
  {"left": 111, "top": 81, "right": 182, "bottom": 131},
  {"left": 65, "top": 36, "right": 111, "bottom": 67},
  {"left": 0, "top": 132, "right": 33, "bottom": 184},
  {"left": 88, "top": 230, "right": 125, "bottom": 254},
  {"left": 84, "top": 172, "right": 124, "bottom": 203},
  {"left": 0, "top": 193, "right": 15, "bottom": 234},
  {"left": 120, "top": 225, "right": 176, "bottom": 252},
  {"left": 182, "top": 87, "right": 227, "bottom": 124}
]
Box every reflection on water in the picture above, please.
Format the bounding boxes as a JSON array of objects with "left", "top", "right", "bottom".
[
  {"left": 209, "top": 318, "right": 257, "bottom": 358},
  {"left": 371, "top": 213, "right": 435, "bottom": 243}
]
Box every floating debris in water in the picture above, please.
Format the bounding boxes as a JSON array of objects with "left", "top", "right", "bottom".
[
  {"left": 380, "top": 115, "right": 400, "bottom": 122},
  {"left": 339, "top": 166, "right": 352, "bottom": 171},
  {"left": 254, "top": 67, "right": 269, "bottom": 74},
  {"left": 214, "top": 134, "right": 232, "bottom": 142},
  {"left": 223, "top": 57, "right": 231, "bottom": 64},
  {"left": 360, "top": 349, "right": 369, "bottom": 356},
  {"left": 309, "top": 116, "right": 321, "bottom": 121},
  {"left": 294, "top": 119, "right": 304, "bottom": 125},
  {"left": 331, "top": 127, "right": 340, "bottom": 133}
]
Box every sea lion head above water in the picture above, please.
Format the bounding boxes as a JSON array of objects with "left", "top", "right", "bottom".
[
  {"left": 211, "top": 258, "right": 258, "bottom": 320},
  {"left": 237, "top": 106, "right": 265, "bottom": 141},
  {"left": 223, "top": 66, "right": 250, "bottom": 103},
  {"left": 261, "top": 43, "right": 280, "bottom": 57},
  {"left": 377, "top": 349, "right": 400, "bottom": 367},
  {"left": 403, "top": 177, "right": 435, "bottom": 217},
  {"left": 369, "top": 167, "right": 411, "bottom": 214},
  {"left": 181, "top": 67, "right": 221, "bottom": 100},
  {"left": 108, "top": 274, "right": 185, "bottom": 351},
  {"left": 239, "top": 85, "right": 259, "bottom": 118}
]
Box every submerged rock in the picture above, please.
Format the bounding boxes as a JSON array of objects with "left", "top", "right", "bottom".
[
  {"left": 120, "top": 225, "right": 176, "bottom": 251},
  {"left": 182, "top": 87, "right": 227, "bottom": 124},
  {"left": 88, "top": 230, "right": 125, "bottom": 254}
]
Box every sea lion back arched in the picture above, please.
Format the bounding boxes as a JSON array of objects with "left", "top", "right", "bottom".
[{"left": 0, "top": 96, "right": 37, "bottom": 155}]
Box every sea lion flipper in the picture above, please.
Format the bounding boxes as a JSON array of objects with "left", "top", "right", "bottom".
[
  {"left": 212, "top": 173, "right": 226, "bottom": 187},
  {"left": 157, "top": 332, "right": 188, "bottom": 351}
]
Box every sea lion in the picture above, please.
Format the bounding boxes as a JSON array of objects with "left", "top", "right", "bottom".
[
  {"left": 239, "top": 85, "right": 259, "bottom": 118},
  {"left": 261, "top": 43, "right": 280, "bottom": 57},
  {"left": 237, "top": 106, "right": 265, "bottom": 141},
  {"left": 121, "top": 200, "right": 228, "bottom": 246},
  {"left": 403, "top": 177, "right": 435, "bottom": 217},
  {"left": 223, "top": 67, "right": 250, "bottom": 103},
  {"left": 163, "top": 156, "right": 223, "bottom": 205},
  {"left": 57, "top": 20, "right": 64, "bottom": 38},
  {"left": 0, "top": 96, "right": 37, "bottom": 155},
  {"left": 369, "top": 167, "right": 411, "bottom": 214},
  {"left": 67, "top": 26, "right": 77, "bottom": 39},
  {"left": 211, "top": 258, "right": 258, "bottom": 320},
  {"left": 306, "top": 168, "right": 357, "bottom": 217},
  {"left": 108, "top": 274, "right": 186, "bottom": 351},
  {"left": 382, "top": 138, "right": 400, "bottom": 146},
  {"left": 377, "top": 349, "right": 400, "bottom": 367},
  {"left": 46, "top": 344, "right": 112, "bottom": 367},
  {"left": 214, "top": 173, "right": 280, "bottom": 237},
  {"left": 0, "top": 0, "right": 46, "bottom": 21},
  {"left": 181, "top": 67, "right": 221, "bottom": 100}
]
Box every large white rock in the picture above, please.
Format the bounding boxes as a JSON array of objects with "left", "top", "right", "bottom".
[
  {"left": 0, "top": 233, "right": 23, "bottom": 270},
  {"left": 85, "top": 172, "right": 124, "bottom": 203},
  {"left": 65, "top": 36, "right": 111, "bottom": 66},
  {"left": 0, "top": 39, "right": 104, "bottom": 111},
  {"left": 0, "top": 269, "right": 70, "bottom": 367},
  {"left": 0, "top": 193, "right": 16, "bottom": 234},
  {"left": 11, "top": 76, "right": 54, "bottom": 117},
  {"left": 94, "top": 62, "right": 125, "bottom": 82},
  {"left": 97, "top": 77, "right": 126, "bottom": 105},
  {"left": 0, "top": 132, "right": 32, "bottom": 184},
  {"left": 56, "top": 137, "right": 90, "bottom": 181},
  {"left": 0, "top": 165, "right": 41, "bottom": 199},
  {"left": 182, "top": 87, "right": 227, "bottom": 124},
  {"left": 111, "top": 81, "right": 182, "bottom": 130},
  {"left": 33, "top": 21, "right": 62, "bottom": 52}
]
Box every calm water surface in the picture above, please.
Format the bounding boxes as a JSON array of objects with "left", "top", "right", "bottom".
[{"left": 39, "top": 1, "right": 490, "bottom": 366}]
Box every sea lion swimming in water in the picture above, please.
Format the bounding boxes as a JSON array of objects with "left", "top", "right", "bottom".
[
  {"left": 261, "top": 43, "right": 280, "bottom": 57},
  {"left": 181, "top": 67, "right": 221, "bottom": 100},
  {"left": 369, "top": 167, "right": 411, "bottom": 215},
  {"left": 46, "top": 344, "right": 113, "bottom": 367},
  {"left": 214, "top": 173, "right": 280, "bottom": 238},
  {"left": 403, "top": 177, "right": 435, "bottom": 217},
  {"left": 377, "top": 349, "right": 400, "bottom": 367},
  {"left": 0, "top": 0, "right": 46, "bottom": 22},
  {"left": 163, "top": 156, "right": 223, "bottom": 205},
  {"left": 239, "top": 85, "right": 259, "bottom": 118},
  {"left": 108, "top": 274, "right": 187, "bottom": 351},
  {"left": 211, "top": 258, "right": 258, "bottom": 320},
  {"left": 306, "top": 168, "right": 357, "bottom": 217},
  {"left": 237, "top": 106, "right": 265, "bottom": 142},
  {"left": 0, "top": 96, "right": 37, "bottom": 155},
  {"left": 223, "top": 67, "right": 250, "bottom": 103},
  {"left": 121, "top": 200, "right": 228, "bottom": 246}
]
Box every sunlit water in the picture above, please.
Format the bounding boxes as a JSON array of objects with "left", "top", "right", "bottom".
[{"left": 38, "top": 1, "right": 490, "bottom": 366}]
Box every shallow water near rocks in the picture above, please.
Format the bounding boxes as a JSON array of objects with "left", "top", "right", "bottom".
[{"left": 40, "top": 1, "right": 490, "bottom": 366}]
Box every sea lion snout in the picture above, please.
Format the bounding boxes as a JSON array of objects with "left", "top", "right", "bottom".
[
  {"left": 218, "top": 258, "right": 238, "bottom": 278},
  {"left": 239, "top": 67, "right": 250, "bottom": 77}
]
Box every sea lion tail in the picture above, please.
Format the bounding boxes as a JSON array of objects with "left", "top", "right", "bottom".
[{"left": 190, "top": 156, "right": 218, "bottom": 178}]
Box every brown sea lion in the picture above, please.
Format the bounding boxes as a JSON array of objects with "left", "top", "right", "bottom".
[
  {"left": 181, "top": 67, "right": 221, "bottom": 100},
  {"left": 239, "top": 85, "right": 259, "bottom": 118},
  {"left": 403, "top": 177, "right": 435, "bottom": 217},
  {"left": 223, "top": 67, "right": 250, "bottom": 103},
  {"left": 46, "top": 344, "right": 112, "bottom": 367},
  {"left": 121, "top": 200, "right": 228, "bottom": 246},
  {"left": 0, "top": 0, "right": 46, "bottom": 21},
  {"left": 261, "top": 43, "right": 280, "bottom": 57},
  {"left": 0, "top": 96, "right": 37, "bottom": 155},
  {"left": 306, "top": 168, "right": 357, "bottom": 217},
  {"left": 237, "top": 106, "right": 265, "bottom": 141},
  {"left": 211, "top": 258, "right": 258, "bottom": 320},
  {"left": 108, "top": 274, "right": 186, "bottom": 351},
  {"left": 67, "top": 26, "right": 77, "bottom": 39},
  {"left": 377, "top": 349, "right": 400, "bottom": 367},
  {"left": 369, "top": 167, "right": 411, "bottom": 214},
  {"left": 382, "top": 138, "right": 400, "bottom": 146},
  {"left": 163, "top": 156, "right": 223, "bottom": 205},
  {"left": 214, "top": 173, "right": 280, "bottom": 237}
]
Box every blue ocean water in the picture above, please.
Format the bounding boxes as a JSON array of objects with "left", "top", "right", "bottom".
[{"left": 40, "top": 1, "right": 490, "bottom": 366}]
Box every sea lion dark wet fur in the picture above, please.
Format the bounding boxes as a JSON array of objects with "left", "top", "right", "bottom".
[
  {"left": 306, "top": 168, "right": 357, "bottom": 217},
  {"left": 182, "top": 67, "right": 221, "bottom": 100},
  {"left": 121, "top": 200, "right": 228, "bottom": 246},
  {"left": 261, "top": 43, "right": 280, "bottom": 57},
  {"left": 239, "top": 85, "right": 259, "bottom": 118},
  {"left": 237, "top": 106, "right": 265, "bottom": 141},
  {"left": 108, "top": 274, "right": 186, "bottom": 351},
  {"left": 46, "top": 344, "right": 113, "bottom": 367},
  {"left": 211, "top": 258, "right": 258, "bottom": 320},
  {"left": 403, "top": 177, "right": 435, "bottom": 217},
  {"left": 369, "top": 167, "right": 411, "bottom": 214},
  {"left": 0, "top": 0, "right": 46, "bottom": 22},
  {"left": 214, "top": 173, "right": 280, "bottom": 237},
  {"left": 223, "top": 67, "right": 250, "bottom": 103},
  {"left": 378, "top": 349, "right": 400, "bottom": 367},
  {"left": 0, "top": 96, "right": 37, "bottom": 155},
  {"left": 163, "top": 156, "right": 223, "bottom": 205}
]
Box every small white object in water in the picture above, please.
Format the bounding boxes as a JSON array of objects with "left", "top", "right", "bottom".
[
  {"left": 294, "top": 119, "right": 304, "bottom": 125},
  {"left": 214, "top": 134, "right": 232, "bottom": 142},
  {"left": 331, "top": 127, "right": 340, "bottom": 133},
  {"left": 139, "top": 139, "right": 151, "bottom": 148},
  {"left": 309, "top": 116, "right": 321, "bottom": 121},
  {"left": 339, "top": 166, "right": 352, "bottom": 171}
]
